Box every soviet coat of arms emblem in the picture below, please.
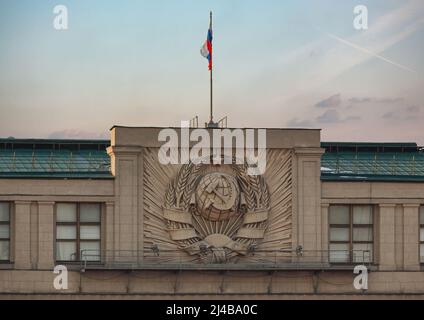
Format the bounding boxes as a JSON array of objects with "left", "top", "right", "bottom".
[{"left": 163, "top": 160, "right": 270, "bottom": 263}]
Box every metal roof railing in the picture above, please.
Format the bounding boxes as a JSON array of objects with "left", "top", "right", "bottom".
[{"left": 79, "top": 248, "right": 372, "bottom": 271}]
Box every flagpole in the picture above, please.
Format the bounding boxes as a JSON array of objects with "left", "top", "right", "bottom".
[
  {"left": 209, "top": 11, "right": 213, "bottom": 124},
  {"left": 210, "top": 56, "right": 213, "bottom": 123}
]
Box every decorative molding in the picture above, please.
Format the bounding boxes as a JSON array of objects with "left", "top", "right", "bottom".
[
  {"left": 105, "top": 201, "right": 115, "bottom": 207},
  {"left": 294, "top": 148, "right": 325, "bottom": 155},
  {"left": 36, "top": 201, "right": 55, "bottom": 206},
  {"left": 402, "top": 204, "right": 421, "bottom": 208},
  {"left": 143, "top": 148, "right": 293, "bottom": 263},
  {"left": 14, "top": 200, "right": 32, "bottom": 205},
  {"left": 107, "top": 146, "right": 143, "bottom": 156},
  {"left": 379, "top": 204, "right": 397, "bottom": 208}
]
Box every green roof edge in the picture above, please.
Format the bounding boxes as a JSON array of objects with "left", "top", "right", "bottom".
[{"left": 321, "top": 173, "right": 424, "bottom": 182}]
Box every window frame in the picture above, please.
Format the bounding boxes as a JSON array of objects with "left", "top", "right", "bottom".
[
  {"left": 329, "top": 204, "right": 374, "bottom": 264},
  {"left": 55, "top": 202, "right": 102, "bottom": 263},
  {"left": 0, "top": 202, "right": 11, "bottom": 263}
]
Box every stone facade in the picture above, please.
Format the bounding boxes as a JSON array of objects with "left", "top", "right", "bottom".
[{"left": 0, "top": 127, "right": 423, "bottom": 299}]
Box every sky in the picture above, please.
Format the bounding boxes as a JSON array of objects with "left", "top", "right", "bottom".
[{"left": 0, "top": 0, "right": 423, "bottom": 143}]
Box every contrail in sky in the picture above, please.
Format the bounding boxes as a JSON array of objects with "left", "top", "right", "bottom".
[{"left": 326, "top": 32, "right": 417, "bottom": 74}]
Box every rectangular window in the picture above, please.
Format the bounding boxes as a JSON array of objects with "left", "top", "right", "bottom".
[
  {"left": 56, "top": 203, "right": 101, "bottom": 262},
  {"left": 420, "top": 206, "right": 424, "bottom": 263},
  {"left": 329, "top": 205, "right": 373, "bottom": 263},
  {"left": 0, "top": 202, "right": 10, "bottom": 262}
]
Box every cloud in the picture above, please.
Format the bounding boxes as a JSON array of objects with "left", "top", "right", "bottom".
[
  {"left": 287, "top": 118, "right": 313, "bottom": 127},
  {"left": 345, "top": 115, "right": 361, "bottom": 121},
  {"left": 382, "top": 105, "right": 422, "bottom": 121},
  {"left": 348, "top": 97, "right": 404, "bottom": 104},
  {"left": 348, "top": 97, "right": 372, "bottom": 104},
  {"left": 48, "top": 129, "right": 109, "bottom": 140},
  {"left": 316, "top": 109, "right": 340, "bottom": 123},
  {"left": 309, "top": 50, "right": 320, "bottom": 58},
  {"left": 315, "top": 94, "right": 341, "bottom": 108},
  {"left": 316, "top": 109, "right": 361, "bottom": 124},
  {"left": 378, "top": 97, "right": 405, "bottom": 104},
  {"left": 406, "top": 105, "right": 421, "bottom": 113},
  {"left": 382, "top": 112, "right": 396, "bottom": 119}
]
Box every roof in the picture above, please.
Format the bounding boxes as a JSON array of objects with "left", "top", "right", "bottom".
[
  {"left": 0, "top": 139, "right": 112, "bottom": 179},
  {"left": 321, "top": 142, "right": 424, "bottom": 182},
  {"left": 110, "top": 125, "right": 321, "bottom": 131},
  {"left": 0, "top": 139, "right": 423, "bottom": 182}
]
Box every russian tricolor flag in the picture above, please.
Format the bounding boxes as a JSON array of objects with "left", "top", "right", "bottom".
[{"left": 200, "top": 26, "right": 213, "bottom": 70}]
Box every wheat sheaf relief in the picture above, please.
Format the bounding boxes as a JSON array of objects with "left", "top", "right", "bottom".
[{"left": 143, "top": 148, "right": 292, "bottom": 263}]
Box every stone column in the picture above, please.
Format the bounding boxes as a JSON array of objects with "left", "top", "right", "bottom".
[
  {"left": 107, "top": 146, "right": 142, "bottom": 259},
  {"left": 403, "top": 204, "right": 420, "bottom": 271},
  {"left": 37, "top": 201, "right": 55, "bottom": 270},
  {"left": 30, "top": 202, "right": 39, "bottom": 269},
  {"left": 14, "top": 201, "right": 32, "bottom": 269},
  {"left": 378, "top": 204, "right": 396, "bottom": 270},
  {"left": 294, "top": 147, "right": 325, "bottom": 260}
]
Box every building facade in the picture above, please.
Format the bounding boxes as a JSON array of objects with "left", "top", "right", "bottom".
[{"left": 0, "top": 126, "right": 423, "bottom": 299}]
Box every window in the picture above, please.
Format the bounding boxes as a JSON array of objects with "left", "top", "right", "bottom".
[
  {"left": 329, "top": 205, "right": 373, "bottom": 263},
  {"left": 420, "top": 206, "right": 424, "bottom": 263},
  {"left": 56, "top": 203, "right": 101, "bottom": 262},
  {"left": 0, "top": 202, "right": 10, "bottom": 262}
]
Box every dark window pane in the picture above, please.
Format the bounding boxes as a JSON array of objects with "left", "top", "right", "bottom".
[
  {"left": 421, "top": 244, "right": 424, "bottom": 263},
  {"left": 330, "top": 227, "right": 349, "bottom": 241},
  {"left": 80, "top": 226, "right": 100, "bottom": 240},
  {"left": 56, "top": 225, "right": 76, "bottom": 240},
  {"left": 329, "top": 243, "right": 350, "bottom": 263},
  {"left": 420, "top": 206, "right": 424, "bottom": 224},
  {"left": 0, "top": 225, "right": 9, "bottom": 239},
  {"left": 80, "top": 204, "right": 101, "bottom": 222},
  {"left": 57, "top": 203, "right": 77, "bottom": 222},
  {"left": 0, "top": 203, "right": 9, "bottom": 222},
  {"left": 329, "top": 205, "right": 349, "bottom": 224},
  {"left": 353, "top": 206, "right": 373, "bottom": 224},
  {"left": 353, "top": 227, "right": 373, "bottom": 241},
  {"left": 353, "top": 243, "right": 373, "bottom": 263},
  {"left": 56, "top": 242, "right": 76, "bottom": 261},
  {"left": 0, "top": 240, "right": 9, "bottom": 260},
  {"left": 80, "top": 241, "right": 100, "bottom": 261}
]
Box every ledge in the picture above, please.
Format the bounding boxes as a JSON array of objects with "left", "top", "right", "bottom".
[{"left": 79, "top": 262, "right": 377, "bottom": 272}]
